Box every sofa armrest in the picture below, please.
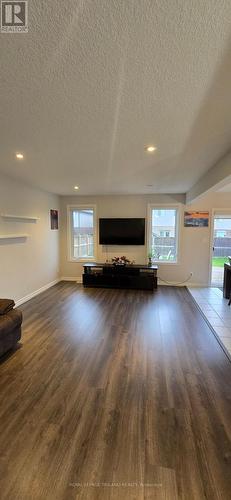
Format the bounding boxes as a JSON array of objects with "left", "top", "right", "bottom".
[
  {"left": 0, "top": 309, "right": 22, "bottom": 336},
  {"left": 0, "top": 299, "right": 15, "bottom": 315}
]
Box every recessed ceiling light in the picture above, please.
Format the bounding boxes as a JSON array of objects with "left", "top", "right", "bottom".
[
  {"left": 16, "top": 153, "right": 24, "bottom": 159},
  {"left": 74, "top": 186, "right": 79, "bottom": 190},
  {"left": 145, "top": 145, "right": 156, "bottom": 153}
]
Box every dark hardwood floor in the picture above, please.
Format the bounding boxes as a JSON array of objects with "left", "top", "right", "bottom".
[{"left": 0, "top": 282, "right": 231, "bottom": 500}]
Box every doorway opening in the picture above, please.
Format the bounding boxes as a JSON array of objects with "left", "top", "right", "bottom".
[{"left": 211, "top": 214, "right": 231, "bottom": 286}]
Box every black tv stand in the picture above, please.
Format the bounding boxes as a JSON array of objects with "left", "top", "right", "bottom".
[{"left": 83, "top": 263, "right": 158, "bottom": 291}]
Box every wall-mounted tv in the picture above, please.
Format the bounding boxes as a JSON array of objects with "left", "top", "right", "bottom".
[{"left": 99, "top": 218, "right": 145, "bottom": 245}]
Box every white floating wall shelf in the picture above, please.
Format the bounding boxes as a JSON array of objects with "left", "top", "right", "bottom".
[
  {"left": 0, "top": 234, "right": 28, "bottom": 239},
  {"left": 1, "top": 214, "right": 40, "bottom": 221}
]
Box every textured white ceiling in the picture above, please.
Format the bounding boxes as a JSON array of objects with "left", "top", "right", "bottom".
[{"left": 0, "top": 0, "right": 231, "bottom": 195}]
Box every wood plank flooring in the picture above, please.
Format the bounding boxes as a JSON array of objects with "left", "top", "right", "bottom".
[{"left": 0, "top": 282, "right": 231, "bottom": 500}]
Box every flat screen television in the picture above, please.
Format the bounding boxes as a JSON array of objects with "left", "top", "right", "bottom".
[{"left": 99, "top": 218, "right": 145, "bottom": 245}]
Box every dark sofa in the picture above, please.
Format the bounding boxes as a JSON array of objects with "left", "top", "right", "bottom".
[{"left": 0, "top": 299, "right": 22, "bottom": 358}]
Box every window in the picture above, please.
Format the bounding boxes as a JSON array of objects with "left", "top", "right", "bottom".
[
  {"left": 68, "top": 206, "right": 96, "bottom": 261},
  {"left": 216, "top": 230, "right": 226, "bottom": 238},
  {"left": 149, "top": 207, "right": 179, "bottom": 262},
  {"left": 160, "top": 230, "right": 171, "bottom": 237}
]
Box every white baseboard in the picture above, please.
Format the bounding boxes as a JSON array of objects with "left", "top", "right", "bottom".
[
  {"left": 61, "top": 278, "right": 208, "bottom": 288},
  {"left": 61, "top": 277, "right": 208, "bottom": 288},
  {"left": 61, "top": 276, "right": 83, "bottom": 283},
  {"left": 158, "top": 280, "right": 209, "bottom": 287},
  {"left": 15, "top": 278, "right": 61, "bottom": 307},
  {"left": 186, "top": 282, "right": 210, "bottom": 288},
  {"left": 159, "top": 283, "right": 185, "bottom": 287}
]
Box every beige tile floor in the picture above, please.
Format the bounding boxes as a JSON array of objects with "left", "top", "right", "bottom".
[{"left": 188, "top": 287, "right": 231, "bottom": 356}]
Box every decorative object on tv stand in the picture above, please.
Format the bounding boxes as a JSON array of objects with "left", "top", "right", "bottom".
[
  {"left": 148, "top": 250, "right": 154, "bottom": 266},
  {"left": 50, "top": 210, "right": 58, "bottom": 230},
  {"left": 112, "top": 256, "right": 135, "bottom": 266}
]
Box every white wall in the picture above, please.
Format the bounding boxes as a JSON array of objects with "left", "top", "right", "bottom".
[
  {"left": 1, "top": 177, "right": 229, "bottom": 300},
  {"left": 60, "top": 192, "right": 231, "bottom": 286},
  {"left": 0, "top": 173, "right": 60, "bottom": 302}
]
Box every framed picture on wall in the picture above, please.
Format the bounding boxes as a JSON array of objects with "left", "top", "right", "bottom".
[
  {"left": 50, "top": 209, "right": 59, "bottom": 230},
  {"left": 184, "top": 211, "right": 209, "bottom": 227}
]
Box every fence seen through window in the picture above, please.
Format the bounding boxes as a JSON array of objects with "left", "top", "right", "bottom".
[
  {"left": 72, "top": 209, "right": 94, "bottom": 259},
  {"left": 151, "top": 208, "right": 178, "bottom": 262}
]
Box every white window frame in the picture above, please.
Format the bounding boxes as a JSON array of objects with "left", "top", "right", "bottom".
[
  {"left": 147, "top": 204, "right": 181, "bottom": 265},
  {"left": 67, "top": 204, "right": 97, "bottom": 262}
]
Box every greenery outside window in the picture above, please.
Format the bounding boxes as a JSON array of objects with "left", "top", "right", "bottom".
[{"left": 148, "top": 206, "right": 179, "bottom": 263}]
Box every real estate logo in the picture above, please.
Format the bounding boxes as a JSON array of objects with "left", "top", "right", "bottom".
[{"left": 1, "top": 1, "right": 28, "bottom": 33}]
